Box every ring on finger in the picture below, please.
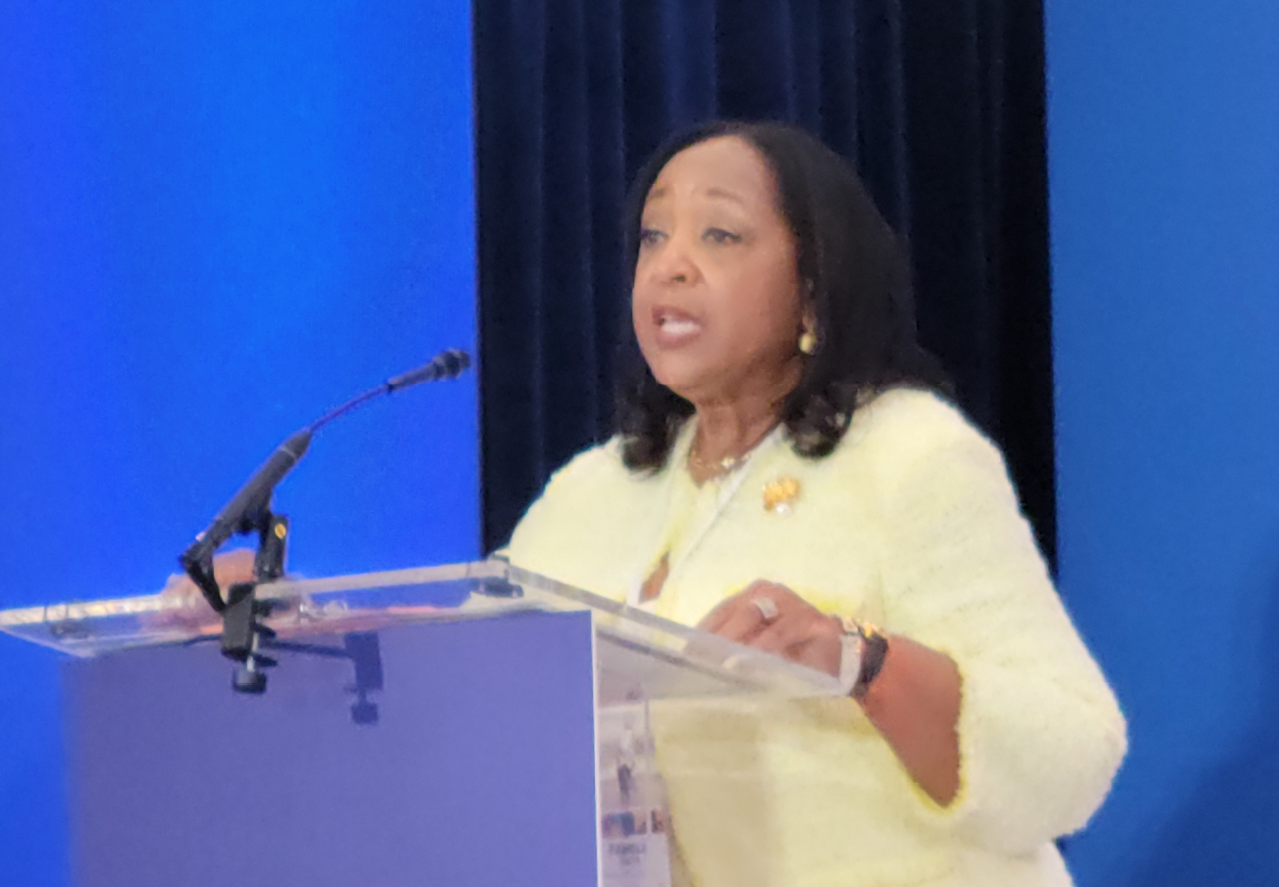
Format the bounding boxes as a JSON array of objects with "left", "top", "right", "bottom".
[{"left": 752, "top": 596, "right": 780, "bottom": 623}]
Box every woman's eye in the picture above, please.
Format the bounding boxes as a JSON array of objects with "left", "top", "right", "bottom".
[
  {"left": 704, "top": 228, "right": 741, "bottom": 244},
  {"left": 638, "top": 227, "right": 664, "bottom": 246}
]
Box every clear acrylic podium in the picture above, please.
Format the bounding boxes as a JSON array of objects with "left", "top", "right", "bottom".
[{"left": 1, "top": 559, "right": 842, "bottom": 887}]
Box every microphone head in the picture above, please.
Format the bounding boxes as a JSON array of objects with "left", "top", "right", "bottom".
[
  {"left": 385, "top": 348, "right": 472, "bottom": 391},
  {"left": 438, "top": 349, "right": 470, "bottom": 378}
]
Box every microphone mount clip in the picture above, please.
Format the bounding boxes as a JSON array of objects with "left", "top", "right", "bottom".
[{"left": 181, "top": 501, "right": 291, "bottom": 694}]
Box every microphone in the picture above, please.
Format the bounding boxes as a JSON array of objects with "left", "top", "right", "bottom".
[
  {"left": 179, "top": 348, "right": 471, "bottom": 610},
  {"left": 384, "top": 348, "right": 470, "bottom": 393}
]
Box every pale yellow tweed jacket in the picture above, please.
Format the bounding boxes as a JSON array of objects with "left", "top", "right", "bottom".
[{"left": 506, "top": 388, "right": 1126, "bottom": 887}]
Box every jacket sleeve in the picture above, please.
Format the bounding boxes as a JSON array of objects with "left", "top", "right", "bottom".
[
  {"left": 501, "top": 440, "right": 639, "bottom": 603},
  {"left": 871, "top": 402, "right": 1127, "bottom": 855}
]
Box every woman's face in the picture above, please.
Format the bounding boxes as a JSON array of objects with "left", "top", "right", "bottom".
[{"left": 632, "top": 135, "right": 806, "bottom": 406}]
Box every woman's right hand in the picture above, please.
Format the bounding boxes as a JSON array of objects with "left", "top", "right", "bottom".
[{"left": 153, "top": 548, "right": 259, "bottom": 631}]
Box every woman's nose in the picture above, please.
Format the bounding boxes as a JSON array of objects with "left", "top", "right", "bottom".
[{"left": 647, "top": 237, "right": 698, "bottom": 285}]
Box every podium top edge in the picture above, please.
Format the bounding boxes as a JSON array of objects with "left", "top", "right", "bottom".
[{"left": 0, "top": 559, "right": 509, "bottom": 628}]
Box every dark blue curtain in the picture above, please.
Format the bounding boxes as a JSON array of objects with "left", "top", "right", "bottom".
[{"left": 474, "top": 0, "right": 1055, "bottom": 563}]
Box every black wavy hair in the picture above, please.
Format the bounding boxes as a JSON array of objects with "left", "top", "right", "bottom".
[{"left": 616, "top": 119, "right": 951, "bottom": 472}]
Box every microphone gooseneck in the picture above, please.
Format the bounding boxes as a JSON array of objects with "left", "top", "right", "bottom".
[
  {"left": 180, "top": 348, "right": 471, "bottom": 613},
  {"left": 309, "top": 348, "right": 470, "bottom": 435}
]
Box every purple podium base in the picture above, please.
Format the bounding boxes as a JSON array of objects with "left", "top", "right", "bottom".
[{"left": 62, "top": 611, "right": 599, "bottom": 887}]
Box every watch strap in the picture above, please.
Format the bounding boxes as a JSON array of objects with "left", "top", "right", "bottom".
[{"left": 838, "top": 616, "right": 889, "bottom": 700}]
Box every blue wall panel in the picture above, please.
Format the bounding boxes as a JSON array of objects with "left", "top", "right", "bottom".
[
  {"left": 1047, "top": 3, "right": 1279, "bottom": 885},
  {"left": 0, "top": 3, "right": 477, "bottom": 884}
]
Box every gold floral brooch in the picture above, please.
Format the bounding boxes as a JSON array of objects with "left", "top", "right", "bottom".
[{"left": 763, "top": 477, "right": 801, "bottom": 514}]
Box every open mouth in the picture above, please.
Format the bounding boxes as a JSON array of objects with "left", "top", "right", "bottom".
[{"left": 653, "top": 306, "right": 703, "bottom": 345}]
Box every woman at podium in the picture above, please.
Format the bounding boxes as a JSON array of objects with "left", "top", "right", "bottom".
[{"left": 505, "top": 121, "right": 1126, "bottom": 887}]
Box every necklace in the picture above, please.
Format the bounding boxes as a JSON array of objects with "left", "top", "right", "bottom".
[
  {"left": 687, "top": 448, "right": 746, "bottom": 477},
  {"left": 687, "top": 421, "right": 780, "bottom": 481},
  {"left": 630, "top": 423, "right": 785, "bottom": 608}
]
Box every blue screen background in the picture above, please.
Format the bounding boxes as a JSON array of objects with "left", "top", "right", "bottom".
[{"left": 0, "top": 3, "right": 478, "bottom": 882}]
